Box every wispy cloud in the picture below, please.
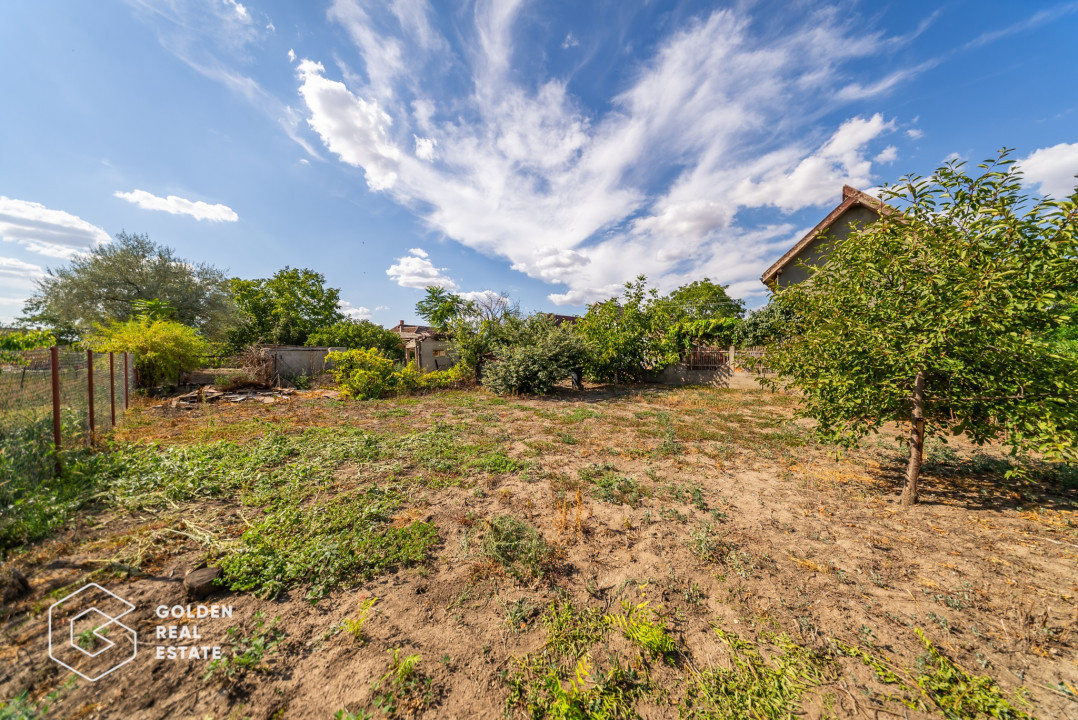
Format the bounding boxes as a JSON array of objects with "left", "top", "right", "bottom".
[
  {"left": 293, "top": 4, "right": 925, "bottom": 305},
  {"left": 125, "top": 0, "right": 322, "bottom": 158},
  {"left": 386, "top": 248, "right": 457, "bottom": 289},
  {"left": 0, "top": 197, "right": 110, "bottom": 259},
  {"left": 964, "top": 2, "right": 1078, "bottom": 50},
  {"left": 114, "top": 189, "right": 239, "bottom": 222}
]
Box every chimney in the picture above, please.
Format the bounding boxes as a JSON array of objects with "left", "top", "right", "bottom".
[{"left": 398, "top": 320, "right": 404, "bottom": 329}]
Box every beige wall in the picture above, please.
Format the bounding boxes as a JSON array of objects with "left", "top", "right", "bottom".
[{"left": 774, "top": 205, "right": 879, "bottom": 289}]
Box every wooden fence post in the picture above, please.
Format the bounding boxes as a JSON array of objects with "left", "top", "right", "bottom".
[
  {"left": 87, "top": 349, "right": 95, "bottom": 445},
  {"left": 124, "top": 352, "right": 130, "bottom": 410},
  {"left": 109, "top": 352, "right": 116, "bottom": 427},
  {"left": 729, "top": 345, "right": 736, "bottom": 368},
  {"left": 50, "top": 346, "right": 62, "bottom": 475}
]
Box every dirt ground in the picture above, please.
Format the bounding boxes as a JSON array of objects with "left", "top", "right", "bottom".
[{"left": 1, "top": 384, "right": 1075, "bottom": 719}]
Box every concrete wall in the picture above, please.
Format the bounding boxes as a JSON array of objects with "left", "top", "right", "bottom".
[
  {"left": 265, "top": 346, "right": 345, "bottom": 380},
  {"left": 775, "top": 205, "right": 879, "bottom": 289},
  {"left": 651, "top": 364, "right": 769, "bottom": 389},
  {"left": 416, "top": 338, "right": 456, "bottom": 372}
]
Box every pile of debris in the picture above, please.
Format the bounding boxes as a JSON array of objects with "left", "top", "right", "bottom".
[{"left": 165, "top": 385, "right": 296, "bottom": 408}]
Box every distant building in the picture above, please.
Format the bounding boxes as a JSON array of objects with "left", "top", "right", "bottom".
[
  {"left": 761, "top": 185, "right": 888, "bottom": 290},
  {"left": 389, "top": 321, "right": 455, "bottom": 371}
]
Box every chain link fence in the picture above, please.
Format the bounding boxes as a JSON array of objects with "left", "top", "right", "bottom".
[{"left": 1, "top": 348, "right": 134, "bottom": 490}]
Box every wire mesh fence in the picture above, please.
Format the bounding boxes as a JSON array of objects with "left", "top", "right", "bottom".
[{"left": 0, "top": 348, "right": 133, "bottom": 491}]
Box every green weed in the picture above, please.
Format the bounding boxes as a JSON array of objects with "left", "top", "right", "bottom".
[
  {"left": 204, "top": 612, "right": 283, "bottom": 685},
  {"left": 605, "top": 601, "right": 677, "bottom": 664},
  {"left": 681, "top": 627, "right": 830, "bottom": 719},
  {"left": 578, "top": 464, "right": 647, "bottom": 507},
  {"left": 482, "top": 515, "right": 556, "bottom": 583},
  {"left": 833, "top": 629, "right": 1034, "bottom": 718},
  {"left": 340, "top": 596, "right": 377, "bottom": 643},
  {"left": 371, "top": 648, "right": 433, "bottom": 717}
]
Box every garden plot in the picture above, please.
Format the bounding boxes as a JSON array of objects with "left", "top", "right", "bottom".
[{"left": 0, "top": 386, "right": 1075, "bottom": 719}]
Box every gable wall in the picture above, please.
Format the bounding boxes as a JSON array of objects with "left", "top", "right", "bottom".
[{"left": 774, "top": 205, "right": 880, "bottom": 289}]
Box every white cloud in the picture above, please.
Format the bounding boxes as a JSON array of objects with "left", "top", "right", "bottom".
[
  {"left": 222, "top": 0, "right": 249, "bottom": 22},
  {"left": 114, "top": 189, "right": 239, "bottom": 222},
  {"left": 414, "top": 135, "right": 437, "bottom": 161},
  {"left": 561, "top": 32, "right": 579, "bottom": 49},
  {"left": 458, "top": 289, "right": 507, "bottom": 305},
  {"left": 1021, "top": 142, "right": 1078, "bottom": 198},
  {"left": 906, "top": 128, "right": 924, "bottom": 140},
  {"left": 288, "top": 48, "right": 296, "bottom": 62},
  {"left": 298, "top": 4, "right": 916, "bottom": 307},
  {"left": 338, "top": 300, "right": 372, "bottom": 319},
  {"left": 875, "top": 146, "right": 898, "bottom": 163},
  {"left": 731, "top": 114, "right": 895, "bottom": 212},
  {"left": 0, "top": 197, "right": 110, "bottom": 259},
  {"left": 386, "top": 248, "right": 457, "bottom": 289},
  {"left": 0, "top": 256, "right": 46, "bottom": 324}
]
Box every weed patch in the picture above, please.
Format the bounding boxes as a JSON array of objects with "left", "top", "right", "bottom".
[
  {"left": 218, "top": 487, "right": 437, "bottom": 600},
  {"left": 578, "top": 464, "right": 647, "bottom": 507},
  {"left": 482, "top": 515, "right": 556, "bottom": 583},
  {"left": 681, "top": 627, "right": 830, "bottom": 719}
]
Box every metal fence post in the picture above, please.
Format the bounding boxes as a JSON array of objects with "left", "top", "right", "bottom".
[
  {"left": 87, "top": 349, "right": 95, "bottom": 445},
  {"left": 51, "top": 346, "right": 62, "bottom": 475},
  {"left": 110, "top": 351, "right": 116, "bottom": 427},
  {"left": 124, "top": 352, "right": 130, "bottom": 410}
]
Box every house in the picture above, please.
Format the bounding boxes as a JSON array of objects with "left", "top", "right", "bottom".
[
  {"left": 389, "top": 321, "right": 455, "bottom": 371},
  {"left": 761, "top": 185, "right": 888, "bottom": 290}
]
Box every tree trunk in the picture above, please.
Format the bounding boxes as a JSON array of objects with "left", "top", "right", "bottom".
[{"left": 901, "top": 369, "right": 926, "bottom": 506}]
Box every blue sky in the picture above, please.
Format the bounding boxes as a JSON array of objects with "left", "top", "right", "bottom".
[{"left": 2, "top": 1, "right": 1077, "bottom": 326}]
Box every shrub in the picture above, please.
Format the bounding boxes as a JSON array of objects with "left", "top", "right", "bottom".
[
  {"left": 328, "top": 348, "right": 398, "bottom": 399},
  {"left": 85, "top": 317, "right": 209, "bottom": 388},
  {"left": 327, "top": 349, "right": 469, "bottom": 399},
  {"left": 482, "top": 315, "right": 590, "bottom": 395}
]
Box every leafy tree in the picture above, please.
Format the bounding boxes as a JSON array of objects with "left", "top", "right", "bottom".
[
  {"left": 306, "top": 319, "right": 404, "bottom": 360},
  {"left": 415, "top": 286, "right": 472, "bottom": 329},
  {"left": 482, "top": 314, "right": 592, "bottom": 395},
  {"left": 761, "top": 150, "right": 1078, "bottom": 506},
  {"left": 20, "top": 231, "right": 237, "bottom": 342},
  {"left": 574, "top": 276, "right": 679, "bottom": 383},
  {"left": 732, "top": 300, "right": 799, "bottom": 347},
  {"left": 86, "top": 318, "right": 210, "bottom": 388},
  {"left": 229, "top": 267, "right": 343, "bottom": 348},
  {"left": 664, "top": 279, "right": 745, "bottom": 320}
]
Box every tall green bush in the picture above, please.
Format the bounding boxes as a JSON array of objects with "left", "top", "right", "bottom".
[
  {"left": 574, "top": 276, "right": 679, "bottom": 383},
  {"left": 482, "top": 315, "right": 591, "bottom": 395},
  {"left": 86, "top": 318, "right": 209, "bottom": 388}
]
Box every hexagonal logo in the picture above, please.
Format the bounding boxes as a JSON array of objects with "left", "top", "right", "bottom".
[{"left": 48, "top": 583, "right": 137, "bottom": 681}]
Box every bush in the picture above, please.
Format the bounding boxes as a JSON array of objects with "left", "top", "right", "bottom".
[
  {"left": 328, "top": 348, "right": 398, "bottom": 399},
  {"left": 574, "top": 276, "right": 678, "bottom": 383},
  {"left": 482, "top": 315, "right": 590, "bottom": 395},
  {"left": 86, "top": 317, "right": 209, "bottom": 388},
  {"left": 327, "top": 349, "right": 469, "bottom": 399}
]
